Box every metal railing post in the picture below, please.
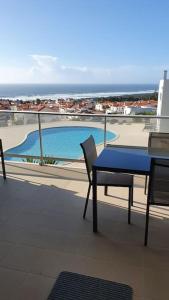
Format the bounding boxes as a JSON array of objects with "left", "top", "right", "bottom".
[
  {"left": 38, "top": 114, "right": 44, "bottom": 165},
  {"left": 104, "top": 115, "right": 107, "bottom": 147}
]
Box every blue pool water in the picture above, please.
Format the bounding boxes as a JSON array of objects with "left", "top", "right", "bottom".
[{"left": 5, "top": 126, "right": 116, "bottom": 162}]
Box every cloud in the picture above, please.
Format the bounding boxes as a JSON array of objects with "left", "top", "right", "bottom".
[
  {"left": 28, "top": 55, "right": 59, "bottom": 82},
  {"left": 30, "top": 55, "right": 58, "bottom": 72},
  {"left": 61, "top": 65, "right": 88, "bottom": 72},
  {"left": 0, "top": 54, "right": 166, "bottom": 83}
]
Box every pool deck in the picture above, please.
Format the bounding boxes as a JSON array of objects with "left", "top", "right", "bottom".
[{"left": 0, "top": 162, "right": 169, "bottom": 300}]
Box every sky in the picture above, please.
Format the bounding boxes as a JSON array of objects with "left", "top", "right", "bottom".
[{"left": 0, "top": 0, "right": 169, "bottom": 84}]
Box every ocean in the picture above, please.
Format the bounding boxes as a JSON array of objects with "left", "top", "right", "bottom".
[{"left": 0, "top": 83, "right": 158, "bottom": 101}]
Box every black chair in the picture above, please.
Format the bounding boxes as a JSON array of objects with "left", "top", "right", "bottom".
[
  {"left": 145, "top": 132, "right": 169, "bottom": 195},
  {"left": 80, "top": 135, "right": 134, "bottom": 224},
  {"left": 144, "top": 157, "right": 169, "bottom": 246},
  {"left": 0, "top": 139, "right": 6, "bottom": 180},
  {"left": 148, "top": 132, "right": 169, "bottom": 155}
]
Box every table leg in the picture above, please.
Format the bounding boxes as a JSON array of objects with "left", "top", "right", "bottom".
[
  {"left": 0, "top": 140, "right": 6, "bottom": 180},
  {"left": 144, "top": 175, "right": 148, "bottom": 195},
  {"left": 93, "top": 168, "right": 97, "bottom": 232}
]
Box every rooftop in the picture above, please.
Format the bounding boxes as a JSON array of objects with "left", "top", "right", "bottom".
[{"left": 0, "top": 162, "right": 169, "bottom": 300}]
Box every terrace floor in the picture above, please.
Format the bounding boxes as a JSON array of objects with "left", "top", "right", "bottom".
[{"left": 0, "top": 162, "right": 169, "bottom": 300}]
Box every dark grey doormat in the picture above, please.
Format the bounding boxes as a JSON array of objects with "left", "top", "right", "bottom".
[{"left": 47, "top": 271, "right": 133, "bottom": 300}]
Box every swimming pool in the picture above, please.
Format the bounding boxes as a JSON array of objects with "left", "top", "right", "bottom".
[{"left": 5, "top": 126, "right": 116, "bottom": 162}]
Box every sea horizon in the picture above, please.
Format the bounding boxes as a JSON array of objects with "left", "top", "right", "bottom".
[{"left": 0, "top": 83, "right": 158, "bottom": 101}]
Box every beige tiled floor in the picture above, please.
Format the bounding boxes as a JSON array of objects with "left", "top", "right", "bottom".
[{"left": 0, "top": 162, "right": 169, "bottom": 300}]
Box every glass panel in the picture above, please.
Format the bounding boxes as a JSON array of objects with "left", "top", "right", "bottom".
[
  {"left": 40, "top": 113, "right": 106, "bottom": 165},
  {"left": 1, "top": 111, "right": 169, "bottom": 165},
  {"left": 1, "top": 112, "right": 39, "bottom": 163},
  {"left": 105, "top": 116, "right": 169, "bottom": 148}
]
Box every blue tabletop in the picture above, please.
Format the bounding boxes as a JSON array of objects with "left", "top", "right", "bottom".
[{"left": 93, "top": 147, "right": 151, "bottom": 175}]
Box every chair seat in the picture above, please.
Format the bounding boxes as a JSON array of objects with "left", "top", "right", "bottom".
[{"left": 94, "top": 171, "right": 133, "bottom": 187}]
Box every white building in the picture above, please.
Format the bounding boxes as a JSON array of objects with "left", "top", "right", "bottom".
[
  {"left": 106, "top": 105, "right": 125, "bottom": 114},
  {"left": 95, "top": 103, "right": 103, "bottom": 111},
  {"left": 106, "top": 106, "right": 117, "bottom": 114},
  {"left": 116, "top": 106, "right": 125, "bottom": 114},
  {"left": 124, "top": 106, "right": 156, "bottom": 115},
  {"left": 157, "top": 70, "right": 169, "bottom": 131}
]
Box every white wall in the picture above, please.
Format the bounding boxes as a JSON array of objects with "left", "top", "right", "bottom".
[
  {"left": 157, "top": 79, "right": 169, "bottom": 116},
  {"left": 157, "top": 74, "right": 169, "bottom": 131}
]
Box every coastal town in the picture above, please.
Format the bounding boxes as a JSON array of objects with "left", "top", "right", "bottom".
[{"left": 0, "top": 93, "right": 157, "bottom": 116}]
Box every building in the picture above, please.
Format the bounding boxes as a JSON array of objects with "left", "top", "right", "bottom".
[
  {"left": 95, "top": 103, "right": 103, "bottom": 111},
  {"left": 124, "top": 105, "right": 156, "bottom": 115},
  {"left": 157, "top": 70, "right": 169, "bottom": 131}
]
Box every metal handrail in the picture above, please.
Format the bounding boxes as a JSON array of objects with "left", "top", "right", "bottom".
[{"left": 0, "top": 109, "right": 169, "bottom": 119}]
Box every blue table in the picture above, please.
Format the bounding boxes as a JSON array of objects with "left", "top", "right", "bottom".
[{"left": 92, "top": 146, "right": 151, "bottom": 232}]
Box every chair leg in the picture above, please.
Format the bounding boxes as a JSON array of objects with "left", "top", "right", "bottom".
[
  {"left": 144, "top": 202, "right": 150, "bottom": 246},
  {"left": 144, "top": 176, "right": 148, "bottom": 195},
  {"left": 128, "top": 186, "right": 133, "bottom": 224},
  {"left": 104, "top": 186, "right": 108, "bottom": 196},
  {"left": 83, "top": 183, "right": 91, "bottom": 219},
  {"left": 131, "top": 185, "right": 133, "bottom": 206}
]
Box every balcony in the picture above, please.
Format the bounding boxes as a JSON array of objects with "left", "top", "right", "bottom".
[{"left": 0, "top": 112, "right": 169, "bottom": 299}]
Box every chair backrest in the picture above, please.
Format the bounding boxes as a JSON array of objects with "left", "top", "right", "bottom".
[
  {"left": 148, "top": 158, "right": 169, "bottom": 205},
  {"left": 80, "top": 135, "right": 97, "bottom": 183},
  {"left": 148, "top": 132, "right": 169, "bottom": 155}
]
